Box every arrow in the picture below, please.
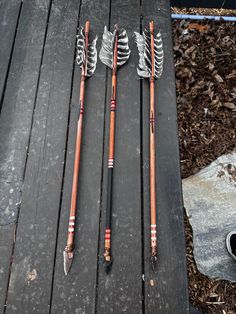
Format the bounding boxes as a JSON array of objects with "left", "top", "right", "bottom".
[
  {"left": 99, "top": 24, "right": 131, "bottom": 273},
  {"left": 135, "top": 21, "right": 164, "bottom": 270},
  {"left": 63, "top": 21, "right": 97, "bottom": 275}
]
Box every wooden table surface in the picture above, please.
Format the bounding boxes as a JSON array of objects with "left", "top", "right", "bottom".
[{"left": 0, "top": 0, "right": 190, "bottom": 313}]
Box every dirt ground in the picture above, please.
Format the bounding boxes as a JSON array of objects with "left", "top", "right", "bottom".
[{"left": 173, "top": 18, "right": 236, "bottom": 313}]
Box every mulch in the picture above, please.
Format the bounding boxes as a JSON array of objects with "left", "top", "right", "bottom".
[
  {"left": 173, "top": 19, "right": 236, "bottom": 313},
  {"left": 172, "top": 7, "right": 236, "bottom": 17},
  {"left": 173, "top": 19, "right": 236, "bottom": 178}
]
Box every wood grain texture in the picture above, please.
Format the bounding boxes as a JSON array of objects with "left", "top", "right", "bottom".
[
  {"left": 0, "top": 0, "right": 52, "bottom": 312},
  {"left": 141, "top": 0, "right": 189, "bottom": 313},
  {"left": 0, "top": 0, "right": 52, "bottom": 225},
  {"left": 0, "top": 0, "right": 21, "bottom": 313},
  {"left": 0, "top": 0, "right": 22, "bottom": 110},
  {"left": 51, "top": 0, "right": 110, "bottom": 312},
  {"left": 0, "top": 225, "right": 14, "bottom": 313},
  {"left": 5, "top": 0, "right": 79, "bottom": 312},
  {"left": 96, "top": 0, "right": 143, "bottom": 312},
  {"left": 0, "top": 0, "right": 191, "bottom": 311}
]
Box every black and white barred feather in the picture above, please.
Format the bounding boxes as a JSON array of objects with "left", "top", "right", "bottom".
[
  {"left": 134, "top": 29, "right": 163, "bottom": 79},
  {"left": 99, "top": 26, "right": 131, "bottom": 69},
  {"left": 76, "top": 27, "right": 97, "bottom": 77}
]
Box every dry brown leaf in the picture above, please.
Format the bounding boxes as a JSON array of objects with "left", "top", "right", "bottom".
[
  {"left": 223, "top": 102, "right": 236, "bottom": 110},
  {"left": 208, "top": 63, "right": 214, "bottom": 71},
  {"left": 226, "top": 70, "right": 236, "bottom": 79},
  {"left": 188, "top": 23, "right": 210, "bottom": 32},
  {"left": 215, "top": 73, "right": 224, "bottom": 83}
]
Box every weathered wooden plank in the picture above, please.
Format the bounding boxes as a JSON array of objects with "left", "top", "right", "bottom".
[
  {"left": 0, "top": 0, "right": 52, "bottom": 225},
  {"left": 96, "top": 0, "right": 143, "bottom": 312},
  {"left": 0, "top": 0, "right": 22, "bottom": 110},
  {"left": 141, "top": 0, "right": 189, "bottom": 313},
  {"left": 0, "top": 0, "right": 51, "bottom": 312},
  {"left": 51, "top": 0, "right": 110, "bottom": 312},
  {"left": 0, "top": 225, "right": 14, "bottom": 313},
  {"left": 5, "top": 0, "right": 80, "bottom": 312}
]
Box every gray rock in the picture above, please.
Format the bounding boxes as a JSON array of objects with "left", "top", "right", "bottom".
[{"left": 183, "top": 152, "right": 236, "bottom": 282}]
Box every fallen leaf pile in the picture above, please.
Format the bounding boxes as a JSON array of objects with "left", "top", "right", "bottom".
[
  {"left": 173, "top": 20, "right": 236, "bottom": 313},
  {"left": 172, "top": 7, "right": 236, "bottom": 17},
  {"left": 173, "top": 20, "right": 236, "bottom": 178}
]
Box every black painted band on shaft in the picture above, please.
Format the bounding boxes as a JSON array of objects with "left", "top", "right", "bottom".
[{"left": 106, "top": 168, "right": 113, "bottom": 228}]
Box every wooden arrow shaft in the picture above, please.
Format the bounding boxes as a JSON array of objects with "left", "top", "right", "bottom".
[
  {"left": 149, "top": 21, "right": 157, "bottom": 258},
  {"left": 65, "top": 21, "right": 90, "bottom": 253},
  {"left": 104, "top": 28, "right": 118, "bottom": 264}
]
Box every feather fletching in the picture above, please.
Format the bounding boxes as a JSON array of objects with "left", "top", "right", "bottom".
[
  {"left": 76, "top": 28, "right": 85, "bottom": 66},
  {"left": 76, "top": 27, "right": 98, "bottom": 78},
  {"left": 134, "top": 29, "right": 164, "bottom": 79},
  {"left": 99, "top": 26, "right": 114, "bottom": 68},
  {"left": 99, "top": 26, "right": 131, "bottom": 69}
]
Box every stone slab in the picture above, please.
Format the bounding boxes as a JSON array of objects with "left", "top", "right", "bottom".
[{"left": 183, "top": 152, "right": 236, "bottom": 282}]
